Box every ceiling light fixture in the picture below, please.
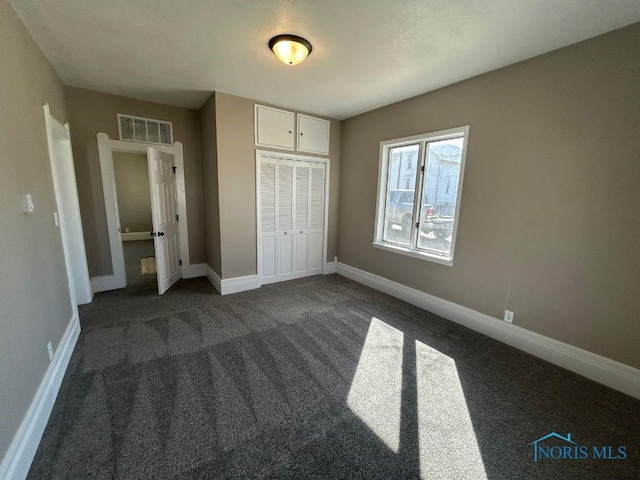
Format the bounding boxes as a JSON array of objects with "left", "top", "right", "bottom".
[{"left": 269, "top": 34, "right": 312, "bottom": 65}]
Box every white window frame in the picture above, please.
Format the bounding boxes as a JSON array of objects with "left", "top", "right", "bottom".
[
  {"left": 372, "top": 125, "right": 469, "bottom": 266},
  {"left": 117, "top": 113, "right": 174, "bottom": 146}
]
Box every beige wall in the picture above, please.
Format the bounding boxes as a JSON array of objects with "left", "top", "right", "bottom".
[
  {"left": 200, "top": 94, "right": 222, "bottom": 275},
  {"left": 0, "top": 0, "right": 73, "bottom": 462},
  {"left": 213, "top": 92, "right": 341, "bottom": 279},
  {"left": 338, "top": 24, "right": 640, "bottom": 369},
  {"left": 113, "top": 152, "right": 152, "bottom": 233},
  {"left": 65, "top": 87, "right": 205, "bottom": 276}
]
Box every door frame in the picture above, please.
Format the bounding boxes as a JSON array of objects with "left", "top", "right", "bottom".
[
  {"left": 255, "top": 149, "right": 330, "bottom": 285},
  {"left": 43, "top": 104, "right": 93, "bottom": 308},
  {"left": 95, "top": 132, "right": 190, "bottom": 292}
]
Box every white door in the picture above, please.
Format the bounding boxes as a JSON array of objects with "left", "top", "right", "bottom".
[
  {"left": 293, "top": 162, "right": 310, "bottom": 276},
  {"left": 297, "top": 114, "right": 330, "bottom": 155},
  {"left": 276, "top": 160, "right": 295, "bottom": 281},
  {"left": 147, "top": 147, "right": 181, "bottom": 294},
  {"left": 258, "top": 154, "right": 326, "bottom": 285},
  {"left": 255, "top": 105, "right": 295, "bottom": 150},
  {"left": 308, "top": 164, "right": 325, "bottom": 275},
  {"left": 44, "top": 105, "right": 92, "bottom": 306},
  {"left": 259, "top": 159, "right": 278, "bottom": 284}
]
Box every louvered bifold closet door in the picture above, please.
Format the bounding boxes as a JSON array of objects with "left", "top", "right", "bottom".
[
  {"left": 293, "top": 163, "right": 310, "bottom": 276},
  {"left": 276, "top": 160, "right": 296, "bottom": 281},
  {"left": 259, "top": 159, "right": 278, "bottom": 284},
  {"left": 308, "top": 164, "right": 325, "bottom": 275}
]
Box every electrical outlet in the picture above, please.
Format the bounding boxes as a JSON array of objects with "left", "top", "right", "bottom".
[
  {"left": 47, "top": 341, "right": 54, "bottom": 360},
  {"left": 504, "top": 310, "right": 514, "bottom": 323}
]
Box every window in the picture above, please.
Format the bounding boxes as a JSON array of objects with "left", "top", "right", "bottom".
[
  {"left": 118, "top": 114, "right": 173, "bottom": 145},
  {"left": 373, "top": 126, "right": 469, "bottom": 266}
]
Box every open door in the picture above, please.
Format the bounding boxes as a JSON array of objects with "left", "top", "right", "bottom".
[
  {"left": 147, "top": 147, "right": 181, "bottom": 294},
  {"left": 44, "top": 104, "right": 93, "bottom": 305}
]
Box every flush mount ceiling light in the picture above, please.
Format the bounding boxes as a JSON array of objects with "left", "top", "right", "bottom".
[{"left": 269, "top": 34, "right": 312, "bottom": 65}]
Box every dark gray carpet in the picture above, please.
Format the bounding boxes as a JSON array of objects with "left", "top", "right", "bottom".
[{"left": 28, "top": 275, "right": 639, "bottom": 479}]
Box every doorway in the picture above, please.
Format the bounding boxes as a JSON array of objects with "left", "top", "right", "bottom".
[
  {"left": 112, "top": 151, "right": 157, "bottom": 289},
  {"left": 95, "top": 133, "right": 191, "bottom": 294}
]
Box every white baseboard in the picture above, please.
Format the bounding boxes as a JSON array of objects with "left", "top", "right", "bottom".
[
  {"left": 205, "top": 265, "right": 221, "bottom": 294},
  {"left": 0, "top": 315, "right": 81, "bottom": 480},
  {"left": 205, "top": 266, "right": 260, "bottom": 296},
  {"left": 120, "top": 231, "right": 152, "bottom": 242},
  {"left": 91, "top": 275, "right": 122, "bottom": 293},
  {"left": 323, "top": 261, "right": 337, "bottom": 274},
  {"left": 222, "top": 274, "right": 260, "bottom": 295},
  {"left": 336, "top": 262, "right": 640, "bottom": 400},
  {"left": 182, "top": 263, "right": 206, "bottom": 279}
]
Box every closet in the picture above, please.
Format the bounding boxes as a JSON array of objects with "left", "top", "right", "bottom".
[{"left": 258, "top": 153, "right": 326, "bottom": 284}]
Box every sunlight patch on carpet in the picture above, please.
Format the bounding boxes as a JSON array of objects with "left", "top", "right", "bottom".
[
  {"left": 347, "top": 317, "right": 403, "bottom": 452},
  {"left": 416, "top": 340, "right": 487, "bottom": 479}
]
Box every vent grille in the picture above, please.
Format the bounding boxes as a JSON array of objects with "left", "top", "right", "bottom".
[{"left": 118, "top": 114, "right": 173, "bottom": 145}]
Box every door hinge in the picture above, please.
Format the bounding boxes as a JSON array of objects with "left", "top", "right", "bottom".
[
  {"left": 179, "top": 259, "right": 182, "bottom": 266},
  {"left": 172, "top": 166, "right": 177, "bottom": 174},
  {"left": 420, "top": 165, "right": 425, "bottom": 172},
  {"left": 176, "top": 214, "right": 179, "bottom": 221}
]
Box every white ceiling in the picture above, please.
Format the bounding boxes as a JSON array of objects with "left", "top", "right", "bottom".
[{"left": 10, "top": 0, "right": 640, "bottom": 119}]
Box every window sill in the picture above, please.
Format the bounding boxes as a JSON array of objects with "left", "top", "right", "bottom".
[{"left": 372, "top": 242, "right": 454, "bottom": 267}]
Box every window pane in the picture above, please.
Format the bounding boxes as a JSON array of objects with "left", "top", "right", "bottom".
[
  {"left": 417, "top": 137, "right": 464, "bottom": 257},
  {"left": 383, "top": 144, "right": 419, "bottom": 246}
]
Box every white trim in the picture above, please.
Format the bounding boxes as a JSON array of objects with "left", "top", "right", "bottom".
[
  {"left": 372, "top": 242, "right": 454, "bottom": 266},
  {"left": 43, "top": 105, "right": 92, "bottom": 306},
  {"left": 120, "top": 231, "right": 152, "bottom": 242},
  {"left": 205, "top": 265, "right": 221, "bottom": 294},
  {"left": 182, "top": 263, "right": 206, "bottom": 279},
  {"left": 96, "top": 133, "right": 191, "bottom": 292},
  {"left": 205, "top": 266, "right": 260, "bottom": 296},
  {"left": 373, "top": 125, "right": 469, "bottom": 266},
  {"left": 255, "top": 149, "right": 330, "bottom": 284},
  {"left": 0, "top": 315, "right": 80, "bottom": 480},
  {"left": 221, "top": 274, "right": 261, "bottom": 295},
  {"left": 335, "top": 262, "right": 640, "bottom": 400},
  {"left": 323, "top": 261, "right": 337, "bottom": 274}
]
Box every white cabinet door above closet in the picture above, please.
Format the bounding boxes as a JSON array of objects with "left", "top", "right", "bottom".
[
  {"left": 297, "top": 114, "right": 330, "bottom": 155},
  {"left": 255, "top": 105, "right": 295, "bottom": 150}
]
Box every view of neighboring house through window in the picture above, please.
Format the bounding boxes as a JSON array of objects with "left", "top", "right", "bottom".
[{"left": 374, "top": 126, "right": 469, "bottom": 265}]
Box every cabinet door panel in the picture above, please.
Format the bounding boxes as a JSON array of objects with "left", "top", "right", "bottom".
[
  {"left": 298, "top": 114, "right": 330, "bottom": 155},
  {"left": 261, "top": 236, "right": 277, "bottom": 283},
  {"left": 294, "top": 234, "right": 308, "bottom": 275},
  {"left": 277, "top": 234, "right": 294, "bottom": 279},
  {"left": 308, "top": 232, "right": 323, "bottom": 272},
  {"left": 256, "top": 105, "right": 294, "bottom": 150}
]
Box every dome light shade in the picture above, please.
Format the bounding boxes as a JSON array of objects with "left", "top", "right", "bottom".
[{"left": 269, "top": 35, "right": 312, "bottom": 65}]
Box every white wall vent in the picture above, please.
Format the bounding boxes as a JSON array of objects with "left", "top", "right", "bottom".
[{"left": 117, "top": 114, "right": 173, "bottom": 145}]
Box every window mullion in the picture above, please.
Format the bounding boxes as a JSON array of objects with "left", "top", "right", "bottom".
[{"left": 409, "top": 140, "right": 426, "bottom": 250}]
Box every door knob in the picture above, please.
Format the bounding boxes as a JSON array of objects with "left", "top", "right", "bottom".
[{"left": 158, "top": 232, "right": 165, "bottom": 237}]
